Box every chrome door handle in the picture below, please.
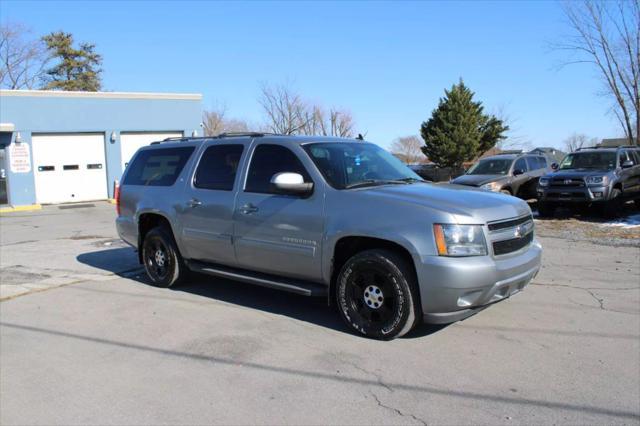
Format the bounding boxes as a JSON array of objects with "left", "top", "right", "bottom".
[
  {"left": 187, "top": 198, "right": 202, "bottom": 208},
  {"left": 239, "top": 203, "right": 258, "bottom": 214}
]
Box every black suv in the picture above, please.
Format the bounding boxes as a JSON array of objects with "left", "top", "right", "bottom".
[
  {"left": 451, "top": 153, "right": 551, "bottom": 199},
  {"left": 537, "top": 146, "right": 640, "bottom": 217}
]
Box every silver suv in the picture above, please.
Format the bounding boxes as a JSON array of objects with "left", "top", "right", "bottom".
[{"left": 116, "top": 133, "right": 542, "bottom": 340}]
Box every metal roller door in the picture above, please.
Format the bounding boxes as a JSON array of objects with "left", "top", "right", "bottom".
[
  {"left": 120, "top": 132, "right": 182, "bottom": 171},
  {"left": 32, "top": 133, "right": 108, "bottom": 204}
]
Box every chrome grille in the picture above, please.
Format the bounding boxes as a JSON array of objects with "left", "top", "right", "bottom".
[{"left": 487, "top": 215, "right": 534, "bottom": 256}]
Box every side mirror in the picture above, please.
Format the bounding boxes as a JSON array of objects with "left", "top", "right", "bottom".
[
  {"left": 513, "top": 169, "right": 524, "bottom": 176},
  {"left": 622, "top": 160, "right": 634, "bottom": 169},
  {"left": 551, "top": 163, "right": 559, "bottom": 171},
  {"left": 270, "top": 172, "right": 313, "bottom": 196}
]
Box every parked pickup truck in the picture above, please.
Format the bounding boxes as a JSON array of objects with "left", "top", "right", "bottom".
[{"left": 116, "top": 133, "right": 542, "bottom": 339}]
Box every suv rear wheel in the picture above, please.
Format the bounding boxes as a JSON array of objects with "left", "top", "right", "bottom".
[
  {"left": 336, "top": 249, "right": 421, "bottom": 340},
  {"left": 142, "top": 226, "right": 186, "bottom": 288}
]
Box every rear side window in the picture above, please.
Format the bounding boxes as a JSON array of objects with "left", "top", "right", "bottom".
[
  {"left": 245, "top": 144, "right": 311, "bottom": 194},
  {"left": 123, "top": 147, "right": 194, "bottom": 186},
  {"left": 539, "top": 156, "right": 548, "bottom": 168},
  {"left": 514, "top": 158, "right": 528, "bottom": 172},
  {"left": 194, "top": 144, "right": 244, "bottom": 191}
]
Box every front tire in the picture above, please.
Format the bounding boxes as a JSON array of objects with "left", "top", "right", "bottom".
[
  {"left": 602, "top": 188, "right": 623, "bottom": 219},
  {"left": 336, "top": 249, "right": 421, "bottom": 340},
  {"left": 537, "top": 201, "right": 554, "bottom": 218},
  {"left": 142, "top": 227, "right": 186, "bottom": 288}
]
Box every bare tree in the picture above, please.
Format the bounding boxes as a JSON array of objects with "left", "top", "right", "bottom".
[
  {"left": 259, "top": 83, "right": 309, "bottom": 135},
  {"left": 328, "top": 108, "right": 355, "bottom": 137},
  {"left": 492, "top": 104, "right": 533, "bottom": 151},
  {"left": 0, "top": 22, "right": 48, "bottom": 89},
  {"left": 259, "top": 82, "right": 356, "bottom": 137},
  {"left": 202, "top": 104, "right": 249, "bottom": 136},
  {"left": 390, "top": 135, "right": 426, "bottom": 164},
  {"left": 559, "top": 1, "right": 639, "bottom": 145},
  {"left": 563, "top": 132, "right": 599, "bottom": 152}
]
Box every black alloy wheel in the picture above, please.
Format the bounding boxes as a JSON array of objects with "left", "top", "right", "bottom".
[
  {"left": 336, "top": 249, "right": 421, "bottom": 340},
  {"left": 142, "top": 227, "right": 185, "bottom": 288}
]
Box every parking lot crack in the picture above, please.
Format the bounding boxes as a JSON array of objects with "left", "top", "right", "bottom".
[
  {"left": 370, "top": 391, "right": 428, "bottom": 425},
  {"left": 532, "top": 282, "right": 638, "bottom": 315}
]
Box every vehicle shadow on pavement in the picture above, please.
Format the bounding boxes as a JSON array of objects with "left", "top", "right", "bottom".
[{"left": 77, "top": 247, "right": 449, "bottom": 339}]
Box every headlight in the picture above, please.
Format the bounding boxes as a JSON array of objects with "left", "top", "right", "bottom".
[
  {"left": 585, "top": 176, "right": 607, "bottom": 185},
  {"left": 480, "top": 182, "right": 501, "bottom": 192},
  {"left": 538, "top": 177, "right": 550, "bottom": 187},
  {"left": 433, "top": 224, "right": 487, "bottom": 257}
]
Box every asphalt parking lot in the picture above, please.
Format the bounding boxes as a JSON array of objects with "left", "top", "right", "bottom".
[{"left": 1, "top": 202, "right": 639, "bottom": 425}]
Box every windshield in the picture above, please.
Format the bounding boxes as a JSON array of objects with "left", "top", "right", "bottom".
[
  {"left": 303, "top": 142, "right": 422, "bottom": 189},
  {"left": 559, "top": 152, "right": 617, "bottom": 170},
  {"left": 466, "top": 158, "right": 513, "bottom": 175}
]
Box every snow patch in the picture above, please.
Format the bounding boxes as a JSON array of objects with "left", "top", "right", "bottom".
[{"left": 602, "top": 213, "right": 640, "bottom": 228}]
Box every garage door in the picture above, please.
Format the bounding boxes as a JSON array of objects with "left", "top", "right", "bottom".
[
  {"left": 32, "top": 133, "right": 108, "bottom": 204},
  {"left": 120, "top": 132, "right": 182, "bottom": 172}
]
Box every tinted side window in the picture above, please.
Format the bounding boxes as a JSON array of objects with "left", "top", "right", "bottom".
[
  {"left": 123, "top": 147, "right": 194, "bottom": 186},
  {"left": 631, "top": 150, "right": 640, "bottom": 165},
  {"left": 539, "top": 156, "right": 548, "bottom": 168},
  {"left": 514, "top": 158, "right": 528, "bottom": 172},
  {"left": 245, "top": 145, "right": 311, "bottom": 194},
  {"left": 623, "top": 150, "right": 639, "bottom": 165},
  {"left": 525, "top": 157, "right": 538, "bottom": 170},
  {"left": 194, "top": 145, "right": 244, "bottom": 191}
]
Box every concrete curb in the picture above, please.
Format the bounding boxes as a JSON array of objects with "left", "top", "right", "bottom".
[{"left": 0, "top": 204, "right": 43, "bottom": 214}]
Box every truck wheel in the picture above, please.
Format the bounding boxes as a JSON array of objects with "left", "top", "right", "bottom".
[
  {"left": 537, "top": 202, "right": 554, "bottom": 218},
  {"left": 142, "top": 226, "right": 186, "bottom": 288},
  {"left": 336, "top": 249, "right": 421, "bottom": 340},
  {"left": 602, "top": 189, "right": 623, "bottom": 219}
]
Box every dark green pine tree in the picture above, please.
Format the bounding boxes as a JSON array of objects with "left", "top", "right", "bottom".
[
  {"left": 420, "top": 80, "right": 508, "bottom": 169},
  {"left": 41, "top": 31, "right": 102, "bottom": 91}
]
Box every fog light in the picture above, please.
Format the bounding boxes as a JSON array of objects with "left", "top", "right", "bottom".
[{"left": 593, "top": 192, "right": 603, "bottom": 198}]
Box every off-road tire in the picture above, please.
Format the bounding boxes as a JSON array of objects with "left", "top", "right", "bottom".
[
  {"left": 537, "top": 202, "right": 554, "bottom": 218},
  {"left": 336, "top": 249, "right": 422, "bottom": 340},
  {"left": 142, "top": 226, "right": 186, "bottom": 288},
  {"left": 602, "top": 188, "right": 623, "bottom": 219}
]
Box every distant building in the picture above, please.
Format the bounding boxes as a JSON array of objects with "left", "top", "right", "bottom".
[
  {"left": 529, "top": 147, "right": 565, "bottom": 164},
  {"left": 598, "top": 138, "right": 638, "bottom": 148},
  {"left": 0, "top": 90, "right": 202, "bottom": 207}
]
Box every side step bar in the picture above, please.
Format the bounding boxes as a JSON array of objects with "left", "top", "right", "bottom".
[{"left": 185, "top": 260, "right": 328, "bottom": 297}]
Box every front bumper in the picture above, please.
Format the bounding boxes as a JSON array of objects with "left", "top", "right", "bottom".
[
  {"left": 537, "top": 185, "right": 610, "bottom": 204},
  {"left": 416, "top": 239, "right": 542, "bottom": 324}
]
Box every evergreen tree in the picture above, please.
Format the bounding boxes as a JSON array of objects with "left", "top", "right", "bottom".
[
  {"left": 420, "top": 80, "right": 507, "bottom": 168},
  {"left": 41, "top": 31, "right": 102, "bottom": 91}
]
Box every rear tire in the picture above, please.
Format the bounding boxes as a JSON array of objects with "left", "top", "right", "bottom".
[
  {"left": 142, "top": 227, "right": 186, "bottom": 288},
  {"left": 336, "top": 249, "right": 421, "bottom": 340}
]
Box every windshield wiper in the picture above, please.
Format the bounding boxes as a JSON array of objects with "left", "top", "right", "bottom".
[
  {"left": 393, "top": 177, "right": 426, "bottom": 183},
  {"left": 344, "top": 179, "right": 410, "bottom": 189}
]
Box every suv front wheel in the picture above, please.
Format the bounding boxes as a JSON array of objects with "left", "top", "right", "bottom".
[
  {"left": 602, "top": 188, "right": 623, "bottom": 219},
  {"left": 336, "top": 249, "right": 421, "bottom": 340},
  {"left": 142, "top": 226, "right": 186, "bottom": 288}
]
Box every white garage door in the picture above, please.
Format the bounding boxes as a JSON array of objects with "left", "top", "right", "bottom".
[
  {"left": 32, "top": 133, "right": 108, "bottom": 204},
  {"left": 120, "top": 132, "right": 182, "bottom": 172}
]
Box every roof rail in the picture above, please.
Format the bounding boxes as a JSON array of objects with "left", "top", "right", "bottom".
[
  {"left": 161, "top": 136, "right": 205, "bottom": 142},
  {"left": 148, "top": 136, "right": 206, "bottom": 145},
  {"left": 216, "top": 132, "right": 275, "bottom": 138}
]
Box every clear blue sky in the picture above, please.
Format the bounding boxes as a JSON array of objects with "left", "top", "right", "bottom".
[{"left": 0, "top": 0, "right": 620, "bottom": 149}]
